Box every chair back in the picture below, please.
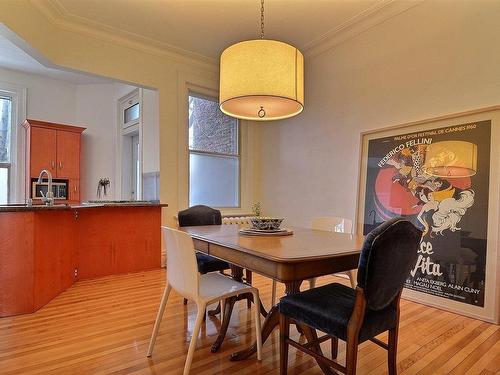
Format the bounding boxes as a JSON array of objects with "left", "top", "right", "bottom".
[
  {"left": 356, "top": 218, "right": 422, "bottom": 310},
  {"left": 311, "top": 217, "right": 353, "bottom": 234},
  {"left": 162, "top": 226, "right": 199, "bottom": 299},
  {"left": 178, "top": 205, "right": 222, "bottom": 227}
]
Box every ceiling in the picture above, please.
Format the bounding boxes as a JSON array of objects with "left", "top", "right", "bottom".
[
  {"left": 0, "top": 33, "right": 110, "bottom": 84},
  {"left": 45, "top": 0, "right": 389, "bottom": 59},
  {"left": 1, "top": 0, "right": 413, "bottom": 81}
]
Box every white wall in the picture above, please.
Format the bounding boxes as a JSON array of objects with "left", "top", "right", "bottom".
[
  {"left": 76, "top": 83, "right": 160, "bottom": 201},
  {"left": 257, "top": 0, "right": 500, "bottom": 227},
  {"left": 0, "top": 67, "right": 77, "bottom": 202},
  {"left": 0, "top": 67, "right": 159, "bottom": 202},
  {"left": 76, "top": 83, "right": 117, "bottom": 200},
  {"left": 142, "top": 88, "right": 160, "bottom": 173},
  {"left": 0, "top": 67, "right": 76, "bottom": 124}
]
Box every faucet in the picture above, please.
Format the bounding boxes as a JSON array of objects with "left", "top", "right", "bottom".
[{"left": 38, "top": 169, "right": 54, "bottom": 206}]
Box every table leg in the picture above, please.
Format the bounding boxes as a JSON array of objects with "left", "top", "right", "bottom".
[
  {"left": 243, "top": 289, "right": 268, "bottom": 318},
  {"left": 231, "top": 280, "right": 302, "bottom": 361},
  {"left": 211, "top": 295, "right": 238, "bottom": 352},
  {"left": 208, "top": 266, "right": 244, "bottom": 316},
  {"left": 230, "top": 265, "right": 244, "bottom": 281},
  {"left": 211, "top": 265, "right": 270, "bottom": 352},
  {"left": 231, "top": 304, "right": 280, "bottom": 361},
  {"left": 232, "top": 266, "right": 255, "bottom": 308},
  {"left": 208, "top": 302, "right": 221, "bottom": 316},
  {"left": 298, "top": 323, "right": 337, "bottom": 375}
]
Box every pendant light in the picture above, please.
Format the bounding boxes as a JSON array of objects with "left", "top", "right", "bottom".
[
  {"left": 422, "top": 141, "right": 478, "bottom": 178},
  {"left": 219, "top": 0, "right": 304, "bottom": 121}
]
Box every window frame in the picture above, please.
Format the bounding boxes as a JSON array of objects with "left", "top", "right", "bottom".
[
  {"left": 0, "top": 163, "right": 10, "bottom": 204},
  {"left": 187, "top": 91, "right": 241, "bottom": 209},
  {"left": 0, "top": 82, "right": 26, "bottom": 203},
  {"left": 177, "top": 73, "right": 257, "bottom": 217}
]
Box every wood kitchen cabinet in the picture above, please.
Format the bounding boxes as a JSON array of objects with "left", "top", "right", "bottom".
[
  {"left": 69, "top": 178, "right": 80, "bottom": 202},
  {"left": 29, "top": 127, "right": 57, "bottom": 176},
  {"left": 23, "top": 119, "right": 85, "bottom": 203},
  {"left": 56, "top": 130, "right": 80, "bottom": 179},
  {"left": 0, "top": 204, "right": 163, "bottom": 317},
  {"left": 75, "top": 207, "right": 161, "bottom": 280}
]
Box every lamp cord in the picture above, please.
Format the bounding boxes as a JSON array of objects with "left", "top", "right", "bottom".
[
  {"left": 260, "top": 0, "right": 265, "bottom": 39},
  {"left": 259, "top": 0, "right": 267, "bottom": 119}
]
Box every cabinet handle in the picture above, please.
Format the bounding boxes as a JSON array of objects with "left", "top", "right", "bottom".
[
  {"left": 59, "top": 161, "right": 63, "bottom": 169},
  {"left": 74, "top": 186, "right": 77, "bottom": 192},
  {"left": 51, "top": 161, "right": 55, "bottom": 168}
]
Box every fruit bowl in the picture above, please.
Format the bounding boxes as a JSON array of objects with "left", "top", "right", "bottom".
[{"left": 250, "top": 217, "right": 284, "bottom": 231}]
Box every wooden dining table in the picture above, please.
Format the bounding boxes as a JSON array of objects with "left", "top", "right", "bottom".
[{"left": 182, "top": 224, "right": 365, "bottom": 373}]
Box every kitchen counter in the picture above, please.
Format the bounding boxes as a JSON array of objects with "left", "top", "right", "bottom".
[
  {"left": 0, "top": 202, "right": 166, "bottom": 317},
  {"left": 0, "top": 204, "right": 69, "bottom": 212},
  {"left": 0, "top": 201, "right": 167, "bottom": 212}
]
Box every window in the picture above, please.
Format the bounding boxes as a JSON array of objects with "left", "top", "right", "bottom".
[
  {"left": 122, "top": 94, "right": 140, "bottom": 129},
  {"left": 188, "top": 93, "right": 239, "bottom": 207},
  {"left": 124, "top": 102, "right": 140, "bottom": 124},
  {"left": 0, "top": 96, "right": 12, "bottom": 204}
]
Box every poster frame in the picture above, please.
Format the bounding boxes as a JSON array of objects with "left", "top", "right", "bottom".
[{"left": 355, "top": 105, "right": 500, "bottom": 323}]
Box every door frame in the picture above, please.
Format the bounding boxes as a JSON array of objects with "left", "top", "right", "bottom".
[{"left": 116, "top": 88, "right": 143, "bottom": 200}]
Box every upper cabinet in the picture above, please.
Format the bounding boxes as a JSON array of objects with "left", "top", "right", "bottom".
[
  {"left": 23, "top": 119, "right": 85, "bottom": 202},
  {"left": 29, "top": 126, "right": 57, "bottom": 177},
  {"left": 55, "top": 130, "right": 81, "bottom": 179}
]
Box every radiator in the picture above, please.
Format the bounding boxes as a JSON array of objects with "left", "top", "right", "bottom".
[{"left": 222, "top": 216, "right": 255, "bottom": 225}]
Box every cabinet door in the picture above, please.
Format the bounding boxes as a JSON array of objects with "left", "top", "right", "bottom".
[
  {"left": 113, "top": 207, "right": 161, "bottom": 274},
  {"left": 30, "top": 127, "right": 57, "bottom": 177},
  {"left": 68, "top": 179, "right": 80, "bottom": 202},
  {"left": 76, "top": 209, "right": 114, "bottom": 280},
  {"left": 56, "top": 131, "right": 80, "bottom": 179}
]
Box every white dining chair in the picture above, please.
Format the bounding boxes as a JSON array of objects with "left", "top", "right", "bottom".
[
  {"left": 310, "top": 216, "right": 357, "bottom": 287},
  {"left": 270, "top": 216, "right": 357, "bottom": 306},
  {"left": 147, "top": 226, "right": 262, "bottom": 375}
]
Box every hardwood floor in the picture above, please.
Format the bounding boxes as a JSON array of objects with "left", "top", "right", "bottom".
[{"left": 0, "top": 269, "right": 498, "bottom": 375}]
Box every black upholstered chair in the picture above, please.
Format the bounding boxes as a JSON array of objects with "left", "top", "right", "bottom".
[
  {"left": 278, "top": 218, "right": 422, "bottom": 375},
  {"left": 178, "top": 205, "right": 230, "bottom": 305}
]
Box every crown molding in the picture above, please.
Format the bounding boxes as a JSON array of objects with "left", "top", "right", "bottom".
[
  {"left": 29, "top": 0, "right": 424, "bottom": 69},
  {"left": 303, "top": 0, "right": 425, "bottom": 58},
  {"left": 30, "top": 0, "right": 218, "bottom": 71}
]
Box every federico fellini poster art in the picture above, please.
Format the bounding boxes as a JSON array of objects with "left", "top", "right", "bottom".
[{"left": 362, "top": 120, "right": 491, "bottom": 306}]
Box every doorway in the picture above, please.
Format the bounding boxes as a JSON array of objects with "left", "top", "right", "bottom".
[{"left": 119, "top": 89, "right": 142, "bottom": 201}]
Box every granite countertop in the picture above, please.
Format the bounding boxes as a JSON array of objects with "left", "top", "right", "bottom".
[
  {"left": 0, "top": 201, "right": 168, "bottom": 212},
  {"left": 0, "top": 204, "right": 70, "bottom": 212}
]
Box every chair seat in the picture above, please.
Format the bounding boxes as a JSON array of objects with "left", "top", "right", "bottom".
[
  {"left": 196, "top": 252, "right": 230, "bottom": 274},
  {"left": 199, "top": 273, "right": 254, "bottom": 303},
  {"left": 278, "top": 283, "right": 398, "bottom": 342}
]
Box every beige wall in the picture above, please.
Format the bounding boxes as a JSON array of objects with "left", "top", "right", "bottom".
[
  {"left": 0, "top": 0, "right": 219, "bottom": 225},
  {"left": 256, "top": 0, "right": 500, "bottom": 323}
]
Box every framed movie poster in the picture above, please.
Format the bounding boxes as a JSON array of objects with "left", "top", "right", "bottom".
[{"left": 357, "top": 106, "right": 500, "bottom": 323}]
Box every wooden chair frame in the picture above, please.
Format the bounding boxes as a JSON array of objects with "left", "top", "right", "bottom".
[{"left": 279, "top": 287, "right": 402, "bottom": 375}]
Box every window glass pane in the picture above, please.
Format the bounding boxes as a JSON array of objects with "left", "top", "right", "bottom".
[
  {"left": 189, "top": 95, "right": 238, "bottom": 154},
  {"left": 0, "top": 97, "right": 12, "bottom": 163},
  {"left": 0, "top": 167, "right": 8, "bottom": 204},
  {"left": 124, "top": 103, "right": 140, "bottom": 124},
  {"left": 189, "top": 153, "right": 239, "bottom": 207}
]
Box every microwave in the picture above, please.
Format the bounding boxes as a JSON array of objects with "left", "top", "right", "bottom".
[{"left": 31, "top": 178, "right": 68, "bottom": 200}]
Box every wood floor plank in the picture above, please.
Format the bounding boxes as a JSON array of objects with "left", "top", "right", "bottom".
[{"left": 0, "top": 269, "right": 498, "bottom": 375}]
